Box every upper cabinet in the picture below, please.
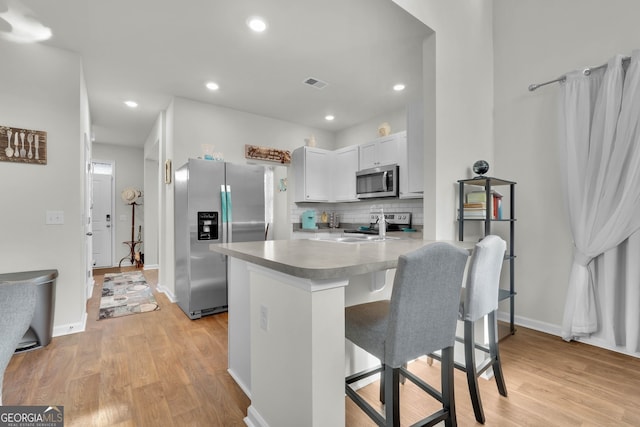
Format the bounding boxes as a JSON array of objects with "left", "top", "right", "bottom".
[
  {"left": 332, "top": 145, "right": 359, "bottom": 202},
  {"left": 358, "top": 130, "right": 423, "bottom": 199},
  {"left": 358, "top": 135, "right": 398, "bottom": 170},
  {"left": 292, "top": 146, "right": 332, "bottom": 202},
  {"left": 404, "top": 99, "right": 424, "bottom": 196},
  {"left": 292, "top": 124, "right": 424, "bottom": 203},
  {"left": 293, "top": 145, "right": 359, "bottom": 203}
]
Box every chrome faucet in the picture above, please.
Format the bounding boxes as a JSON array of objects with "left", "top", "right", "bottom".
[
  {"left": 371, "top": 208, "right": 386, "bottom": 238},
  {"left": 378, "top": 215, "right": 386, "bottom": 238}
]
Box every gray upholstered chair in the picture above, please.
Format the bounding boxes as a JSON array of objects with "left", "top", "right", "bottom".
[
  {"left": 0, "top": 280, "right": 37, "bottom": 406},
  {"left": 345, "top": 242, "right": 469, "bottom": 427},
  {"left": 460, "top": 235, "right": 508, "bottom": 424},
  {"left": 429, "top": 235, "right": 508, "bottom": 424}
]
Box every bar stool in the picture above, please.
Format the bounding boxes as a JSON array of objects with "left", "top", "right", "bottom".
[
  {"left": 0, "top": 280, "right": 37, "bottom": 405},
  {"left": 345, "top": 242, "right": 469, "bottom": 427},
  {"left": 429, "top": 235, "right": 508, "bottom": 424}
]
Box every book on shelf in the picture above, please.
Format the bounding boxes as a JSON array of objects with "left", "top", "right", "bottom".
[
  {"left": 463, "top": 202, "right": 485, "bottom": 209},
  {"left": 465, "top": 190, "right": 503, "bottom": 219},
  {"left": 459, "top": 207, "right": 487, "bottom": 219}
]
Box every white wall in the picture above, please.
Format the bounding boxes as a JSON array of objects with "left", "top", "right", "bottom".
[
  {"left": 493, "top": 0, "right": 640, "bottom": 338},
  {"left": 160, "top": 96, "right": 336, "bottom": 297},
  {"left": 0, "top": 40, "right": 87, "bottom": 332},
  {"left": 92, "top": 143, "right": 145, "bottom": 266},
  {"left": 143, "top": 116, "right": 162, "bottom": 269},
  {"left": 169, "top": 96, "right": 336, "bottom": 167},
  {"left": 394, "top": 0, "right": 495, "bottom": 241},
  {"left": 334, "top": 108, "right": 406, "bottom": 149}
]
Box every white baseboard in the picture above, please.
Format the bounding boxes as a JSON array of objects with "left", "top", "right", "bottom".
[
  {"left": 577, "top": 336, "right": 640, "bottom": 358},
  {"left": 228, "top": 369, "right": 251, "bottom": 399},
  {"left": 244, "top": 405, "right": 269, "bottom": 427},
  {"left": 497, "top": 310, "right": 561, "bottom": 337},
  {"left": 86, "top": 278, "right": 94, "bottom": 300},
  {"left": 156, "top": 283, "right": 176, "bottom": 303},
  {"left": 53, "top": 311, "right": 87, "bottom": 337},
  {"left": 497, "top": 311, "right": 639, "bottom": 359},
  {"left": 143, "top": 264, "right": 159, "bottom": 270}
]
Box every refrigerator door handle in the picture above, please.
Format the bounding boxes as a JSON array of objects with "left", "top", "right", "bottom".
[
  {"left": 226, "top": 184, "right": 233, "bottom": 242},
  {"left": 220, "top": 185, "right": 227, "bottom": 223},
  {"left": 220, "top": 185, "right": 228, "bottom": 244}
]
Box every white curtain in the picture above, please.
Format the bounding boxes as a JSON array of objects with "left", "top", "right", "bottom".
[
  {"left": 559, "top": 50, "right": 640, "bottom": 348},
  {"left": 592, "top": 230, "right": 640, "bottom": 351}
]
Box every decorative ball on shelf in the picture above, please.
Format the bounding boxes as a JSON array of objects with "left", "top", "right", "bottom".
[{"left": 472, "top": 160, "right": 490, "bottom": 177}]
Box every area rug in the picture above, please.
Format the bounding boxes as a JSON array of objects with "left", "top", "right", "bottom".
[{"left": 98, "top": 271, "right": 159, "bottom": 320}]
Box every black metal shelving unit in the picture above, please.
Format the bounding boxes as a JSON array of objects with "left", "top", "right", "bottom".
[{"left": 458, "top": 176, "right": 516, "bottom": 336}]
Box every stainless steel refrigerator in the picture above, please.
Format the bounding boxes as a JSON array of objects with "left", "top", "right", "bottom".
[{"left": 174, "top": 159, "right": 265, "bottom": 319}]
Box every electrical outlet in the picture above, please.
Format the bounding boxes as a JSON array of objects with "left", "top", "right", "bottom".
[
  {"left": 45, "top": 210, "right": 64, "bottom": 225},
  {"left": 260, "top": 304, "right": 269, "bottom": 331}
]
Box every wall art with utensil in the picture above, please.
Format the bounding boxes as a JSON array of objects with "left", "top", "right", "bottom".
[
  {"left": 0, "top": 126, "right": 47, "bottom": 165},
  {"left": 245, "top": 144, "right": 291, "bottom": 164}
]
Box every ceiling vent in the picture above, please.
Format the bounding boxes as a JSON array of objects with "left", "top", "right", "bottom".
[{"left": 303, "top": 77, "right": 328, "bottom": 89}]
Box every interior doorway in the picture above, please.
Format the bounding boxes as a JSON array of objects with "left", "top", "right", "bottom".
[{"left": 92, "top": 160, "right": 115, "bottom": 267}]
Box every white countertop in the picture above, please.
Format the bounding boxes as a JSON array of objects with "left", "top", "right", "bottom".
[{"left": 210, "top": 238, "right": 473, "bottom": 280}]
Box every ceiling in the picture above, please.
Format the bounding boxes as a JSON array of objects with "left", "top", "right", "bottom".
[{"left": 0, "top": 0, "right": 432, "bottom": 147}]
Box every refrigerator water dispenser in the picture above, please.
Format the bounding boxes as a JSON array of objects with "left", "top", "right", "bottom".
[{"left": 197, "top": 211, "right": 218, "bottom": 240}]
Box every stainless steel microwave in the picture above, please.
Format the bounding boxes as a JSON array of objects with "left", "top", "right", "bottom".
[{"left": 356, "top": 164, "right": 399, "bottom": 199}]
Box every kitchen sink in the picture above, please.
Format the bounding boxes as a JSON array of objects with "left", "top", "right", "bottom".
[{"left": 315, "top": 235, "right": 400, "bottom": 243}]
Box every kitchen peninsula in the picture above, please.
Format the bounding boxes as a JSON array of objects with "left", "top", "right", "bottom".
[{"left": 211, "top": 238, "right": 473, "bottom": 427}]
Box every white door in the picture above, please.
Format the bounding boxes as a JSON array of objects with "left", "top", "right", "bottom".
[
  {"left": 92, "top": 172, "right": 114, "bottom": 267},
  {"left": 84, "top": 136, "right": 93, "bottom": 297}
]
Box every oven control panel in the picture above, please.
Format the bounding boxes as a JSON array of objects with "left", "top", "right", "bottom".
[{"left": 368, "top": 212, "right": 412, "bottom": 227}]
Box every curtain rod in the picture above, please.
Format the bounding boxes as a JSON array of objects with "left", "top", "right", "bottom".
[{"left": 528, "top": 56, "right": 631, "bottom": 92}]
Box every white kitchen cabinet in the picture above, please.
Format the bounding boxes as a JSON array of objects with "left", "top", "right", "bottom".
[
  {"left": 358, "top": 134, "right": 398, "bottom": 170},
  {"left": 332, "top": 145, "right": 359, "bottom": 201},
  {"left": 358, "top": 131, "right": 422, "bottom": 198},
  {"left": 404, "top": 99, "right": 425, "bottom": 196},
  {"left": 292, "top": 146, "right": 331, "bottom": 202},
  {"left": 397, "top": 130, "right": 423, "bottom": 198}
]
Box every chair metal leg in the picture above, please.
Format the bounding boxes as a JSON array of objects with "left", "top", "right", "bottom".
[
  {"left": 488, "top": 311, "right": 508, "bottom": 397},
  {"left": 380, "top": 362, "right": 406, "bottom": 404},
  {"left": 441, "top": 346, "right": 457, "bottom": 427},
  {"left": 464, "top": 319, "right": 486, "bottom": 424},
  {"left": 380, "top": 369, "right": 385, "bottom": 404},
  {"left": 383, "top": 366, "right": 400, "bottom": 427}
]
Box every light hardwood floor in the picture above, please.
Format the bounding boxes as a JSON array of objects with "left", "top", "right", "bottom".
[{"left": 4, "top": 269, "right": 640, "bottom": 426}]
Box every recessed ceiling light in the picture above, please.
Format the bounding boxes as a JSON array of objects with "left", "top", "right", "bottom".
[
  {"left": 393, "top": 83, "right": 405, "bottom": 91},
  {"left": 325, "top": 115, "right": 335, "bottom": 121},
  {"left": 124, "top": 100, "right": 138, "bottom": 108},
  {"left": 0, "top": 6, "right": 52, "bottom": 43},
  {"left": 206, "top": 81, "right": 219, "bottom": 91},
  {"left": 247, "top": 16, "right": 267, "bottom": 33}
]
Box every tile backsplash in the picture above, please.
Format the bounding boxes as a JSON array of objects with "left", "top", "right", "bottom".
[{"left": 291, "top": 199, "right": 424, "bottom": 227}]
